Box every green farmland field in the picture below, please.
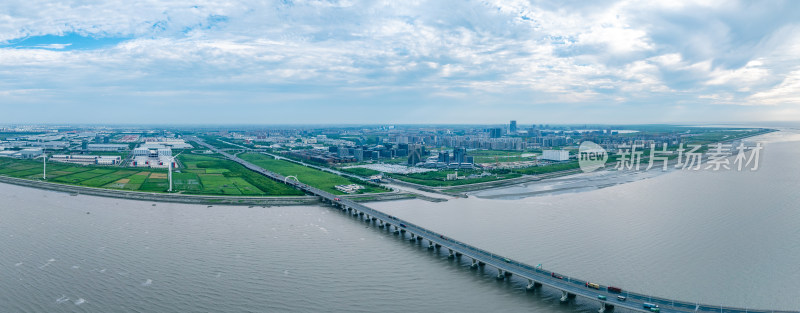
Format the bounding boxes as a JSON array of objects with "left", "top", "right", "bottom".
[{"left": 0, "top": 154, "right": 303, "bottom": 196}]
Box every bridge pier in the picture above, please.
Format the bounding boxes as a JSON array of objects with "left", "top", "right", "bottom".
[
  {"left": 416, "top": 236, "right": 423, "bottom": 242},
  {"left": 448, "top": 249, "right": 455, "bottom": 258},
  {"left": 428, "top": 241, "right": 434, "bottom": 249},
  {"left": 409, "top": 233, "right": 416, "bottom": 241},
  {"left": 597, "top": 302, "right": 614, "bottom": 313},
  {"left": 455, "top": 252, "right": 462, "bottom": 257},
  {"left": 434, "top": 244, "right": 441, "bottom": 249},
  {"left": 526, "top": 279, "right": 542, "bottom": 290},
  {"left": 560, "top": 291, "right": 569, "bottom": 302},
  {"left": 470, "top": 258, "right": 478, "bottom": 269},
  {"left": 496, "top": 269, "right": 505, "bottom": 280},
  {"left": 477, "top": 261, "right": 485, "bottom": 267}
]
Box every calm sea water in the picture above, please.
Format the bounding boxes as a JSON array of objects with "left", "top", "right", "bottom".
[{"left": 1, "top": 128, "right": 798, "bottom": 312}]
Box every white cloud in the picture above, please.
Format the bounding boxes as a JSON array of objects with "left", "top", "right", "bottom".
[
  {"left": 707, "top": 60, "right": 770, "bottom": 86},
  {"left": 748, "top": 70, "right": 800, "bottom": 106},
  {"left": 0, "top": 0, "right": 798, "bottom": 123}
]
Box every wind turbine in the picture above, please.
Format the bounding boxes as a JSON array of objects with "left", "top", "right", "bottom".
[
  {"left": 34, "top": 149, "right": 47, "bottom": 180},
  {"left": 167, "top": 151, "right": 182, "bottom": 192}
]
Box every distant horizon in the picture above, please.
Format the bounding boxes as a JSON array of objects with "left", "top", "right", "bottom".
[{"left": 2, "top": 121, "right": 798, "bottom": 129}]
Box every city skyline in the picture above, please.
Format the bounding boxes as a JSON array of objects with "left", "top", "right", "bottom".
[{"left": 2, "top": 1, "right": 800, "bottom": 124}]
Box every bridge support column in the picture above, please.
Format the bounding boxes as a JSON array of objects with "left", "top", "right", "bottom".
[
  {"left": 560, "top": 291, "right": 569, "bottom": 302},
  {"left": 455, "top": 252, "right": 462, "bottom": 257},
  {"left": 470, "top": 259, "right": 478, "bottom": 269},
  {"left": 416, "top": 236, "right": 423, "bottom": 242},
  {"left": 428, "top": 241, "right": 434, "bottom": 249},
  {"left": 434, "top": 244, "right": 441, "bottom": 249},
  {"left": 525, "top": 279, "right": 541, "bottom": 290},
  {"left": 409, "top": 233, "right": 416, "bottom": 241},
  {"left": 496, "top": 269, "right": 505, "bottom": 280},
  {"left": 448, "top": 249, "right": 455, "bottom": 258},
  {"left": 478, "top": 261, "right": 485, "bottom": 267},
  {"left": 399, "top": 229, "right": 406, "bottom": 233}
]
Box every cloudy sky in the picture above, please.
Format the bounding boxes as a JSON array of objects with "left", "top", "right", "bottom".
[{"left": 1, "top": 0, "right": 799, "bottom": 125}]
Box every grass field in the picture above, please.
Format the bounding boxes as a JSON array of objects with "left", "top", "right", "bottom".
[
  {"left": 239, "top": 153, "right": 387, "bottom": 195},
  {"left": 387, "top": 169, "right": 521, "bottom": 187},
  {"left": 177, "top": 154, "right": 304, "bottom": 196},
  {"left": 339, "top": 167, "right": 382, "bottom": 177}
]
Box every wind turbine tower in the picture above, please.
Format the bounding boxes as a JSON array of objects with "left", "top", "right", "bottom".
[
  {"left": 42, "top": 151, "right": 46, "bottom": 180},
  {"left": 167, "top": 152, "right": 181, "bottom": 192}
]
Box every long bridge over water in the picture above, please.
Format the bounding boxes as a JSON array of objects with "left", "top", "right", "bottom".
[{"left": 190, "top": 136, "right": 796, "bottom": 313}]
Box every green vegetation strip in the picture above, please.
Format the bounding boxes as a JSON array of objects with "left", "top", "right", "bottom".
[
  {"left": 239, "top": 153, "right": 388, "bottom": 195},
  {"left": 387, "top": 169, "right": 521, "bottom": 187}
]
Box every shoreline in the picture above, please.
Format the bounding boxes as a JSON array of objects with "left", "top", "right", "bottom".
[{"left": 0, "top": 175, "right": 416, "bottom": 206}]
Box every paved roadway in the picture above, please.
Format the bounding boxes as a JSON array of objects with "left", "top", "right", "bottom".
[{"left": 190, "top": 136, "right": 796, "bottom": 313}]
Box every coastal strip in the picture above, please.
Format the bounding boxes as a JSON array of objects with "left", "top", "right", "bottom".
[{"left": 0, "top": 175, "right": 415, "bottom": 206}]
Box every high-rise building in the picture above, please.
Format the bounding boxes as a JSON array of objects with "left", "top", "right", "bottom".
[
  {"left": 489, "top": 128, "right": 502, "bottom": 138},
  {"left": 407, "top": 144, "right": 422, "bottom": 166},
  {"left": 453, "top": 147, "right": 467, "bottom": 164},
  {"left": 354, "top": 148, "right": 364, "bottom": 161},
  {"left": 437, "top": 151, "right": 450, "bottom": 164},
  {"left": 510, "top": 120, "right": 517, "bottom": 133}
]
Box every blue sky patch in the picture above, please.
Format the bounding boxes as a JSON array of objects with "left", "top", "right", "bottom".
[{"left": 1, "top": 33, "right": 130, "bottom": 51}]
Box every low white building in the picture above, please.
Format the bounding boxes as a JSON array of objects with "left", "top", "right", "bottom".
[
  {"left": 142, "top": 138, "right": 193, "bottom": 149},
  {"left": 541, "top": 150, "right": 570, "bottom": 161},
  {"left": 50, "top": 154, "right": 121, "bottom": 165},
  {"left": 88, "top": 144, "right": 129, "bottom": 151},
  {"left": 131, "top": 143, "right": 174, "bottom": 168},
  {"left": 19, "top": 148, "right": 43, "bottom": 159},
  {"left": 334, "top": 184, "right": 365, "bottom": 194}
]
